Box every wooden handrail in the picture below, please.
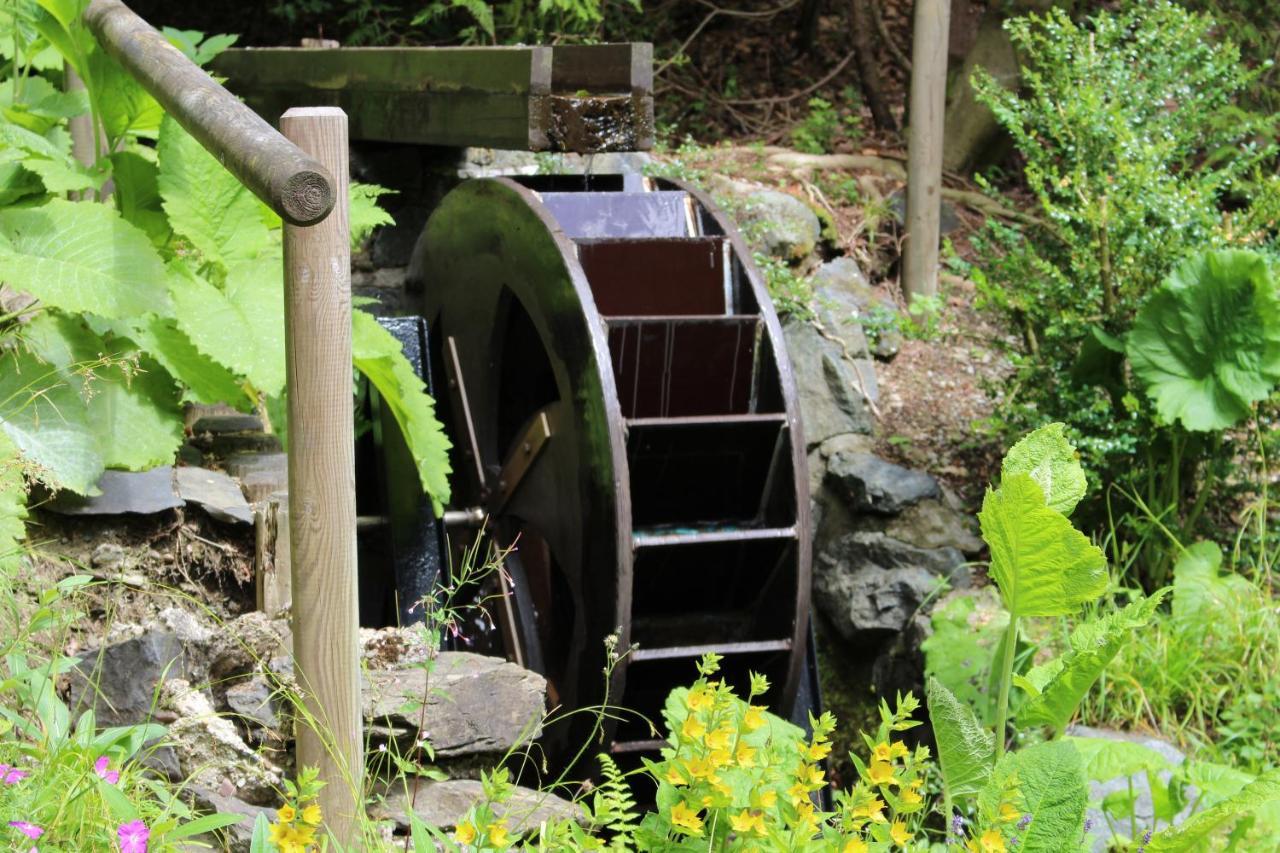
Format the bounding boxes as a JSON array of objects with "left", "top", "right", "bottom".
[{"left": 83, "top": 0, "right": 336, "bottom": 226}]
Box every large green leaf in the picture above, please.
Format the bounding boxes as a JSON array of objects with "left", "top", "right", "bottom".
[
  {"left": 1128, "top": 249, "right": 1280, "bottom": 431},
  {"left": 23, "top": 314, "right": 183, "bottom": 471},
  {"left": 926, "top": 676, "right": 994, "bottom": 801},
  {"left": 157, "top": 115, "right": 272, "bottom": 270},
  {"left": 0, "top": 198, "right": 171, "bottom": 319},
  {"left": 1017, "top": 591, "right": 1167, "bottom": 732},
  {"left": 349, "top": 182, "right": 395, "bottom": 251},
  {"left": 1171, "top": 540, "right": 1253, "bottom": 626},
  {"left": 922, "top": 593, "right": 1007, "bottom": 725},
  {"left": 352, "top": 310, "right": 452, "bottom": 515},
  {"left": 0, "top": 346, "right": 101, "bottom": 494},
  {"left": 979, "top": 473, "right": 1108, "bottom": 617},
  {"left": 114, "top": 316, "right": 252, "bottom": 408},
  {"left": 979, "top": 740, "right": 1088, "bottom": 852},
  {"left": 110, "top": 149, "right": 170, "bottom": 245},
  {"left": 85, "top": 43, "right": 164, "bottom": 144},
  {"left": 1147, "top": 770, "right": 1280, "bottom": 851},
  {"left": 167, "top": 259, "right": 285, "bottom": 396},
  {"left": 1067, "top": 736, "right": 1170, "bottom": 782},
  {"left": 0, "top": 432, "right": 28, "bottom": 574},
  {"left": 1001, "top": 422, "right": 1088, "bottom": 516}
]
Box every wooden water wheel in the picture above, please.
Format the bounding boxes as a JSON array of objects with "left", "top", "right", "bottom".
[{"left": 406, "top": 174, "right": 814, "bottom": 765}]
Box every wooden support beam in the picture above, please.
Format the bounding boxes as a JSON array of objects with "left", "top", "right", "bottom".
[
  {"left": 280, "top": 107, "right": 361, "bottom": 845},
  {"left": 902, "top": 0, "right": 951, "bottom": 304},
  {"left": 210, "top": 44, "right": 654, "bottom": 153}
]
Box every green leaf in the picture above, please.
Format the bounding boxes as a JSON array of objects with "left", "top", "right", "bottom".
[
  {"left": 23, "top": 314, "right": 184, "bottom": 471},
  {"left": 158, "top": 115, "right": 272, "bottom": 270},
  {"left": 168, "top": 259, "right": 286, "bottom": 396},
  {"left": 0, "top": 345, "right": 102, "bottom": 494},
  {"left": 352, "top": 310, "right": 452, "bottom": 514},
  {"left": 979, "top": 739, "right": 1088, "bottom": 852},
  {"left": 0, "top": 432, "right": 28, "bottom": 574},
  {"left": 1171, "top": 541, "right": 1253, "bottom": 625},
  {"left": 110, "top": 150, "right": 171, "bottom": 245},
  {"left": 20, "top": 153, "right": 99, "bottom": 194},
  {"left": 1001, "top": 422, "right": 1088, "bottom": 516},
  {"left": 1147, "top": 770, "right": 1280, "bottom": 851},
  {"left": 166, "top": 812, "right": 243, "bottom": 840},
  {"left": 1017, "top": 591, "right": 1168, "bottom": 732},
  {"left": 922, "top": 592, "right": 1007, "bottom": 725},
  {"left": 1067, "top": 736, "right": 1170, "bottom": 781},
  {"left": 0, "top": 198, "right": 172, "bottom": 319},
  {"left": 114, "top": 316, "right": 252, "bottom": 408},
  {"left": 249, "top": 813, "right": 270, "bottom": 853},
  {"left": 979, "top": 472, "right": 1108, "bottom": 617},
  {"left": 349, "top": 182, "right": 396, "bottom": 251},
  {"left": 1128, "top": 249, "right": 1280, "bottom": 432},
  {"left": 85, "top": 44, "right": 164, "bottom": 144},
  {"left": 926, "top": 676, "right": 994, "bottom": 801}
]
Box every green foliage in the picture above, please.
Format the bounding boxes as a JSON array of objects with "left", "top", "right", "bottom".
[
  {"left": 411, "top": 0, "right": 641, "bottom": 44},
  {"left": 1147, "top": 771, "right": 1280, "bottom": 851},
  {"left": 921, "top": 592, "right": 1007, "bottom": 724},
  {"left": 977, "top": 740, "right": 1088, "bottom": 851},
  {"left": 1000, "top": 422, "right": 1087, "bottom": 517},
  {"left": 1127, "top": 249, "right": 1280, "bottom": 432},
  {"left": 789, "top": 91, "right": 861, "bottom": 155},
  {"left": 925, "top": 676, "right": 993, "bottom": 801}
]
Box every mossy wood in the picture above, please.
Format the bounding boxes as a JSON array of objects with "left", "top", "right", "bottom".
[{"left": 210, "top": 44, "right": 655, "bottom": 153}]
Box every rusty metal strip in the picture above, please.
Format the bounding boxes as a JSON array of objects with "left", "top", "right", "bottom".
[
  {"left": 492, "top": 408, "right": 553, "bottom": 514},
  {"left": 444, "top": 336, "right": 488, "bottom": 494}
]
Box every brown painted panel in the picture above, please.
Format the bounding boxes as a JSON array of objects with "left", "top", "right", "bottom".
[{"left": 580, "top": 238, "right": 725, "bottom": 315}]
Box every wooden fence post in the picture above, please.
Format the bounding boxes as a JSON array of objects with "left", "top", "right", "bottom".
[
  {"left": 280, "top": 106, "right": 362, "bottom": 845},
  {"left": 902, "top": 0, "right": 951, "bottom": 304}
]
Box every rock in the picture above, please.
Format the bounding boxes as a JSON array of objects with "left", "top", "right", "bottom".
[
  {"left": 190, "top": 414, "right": 263, "bottom": 435},
  {"left": 162, "top": 680, "right": 282, "bottom": 805},
  {"left": 710, "top": 177, "right": 821, "bottom": 260},
  {"left": 889, "top": 189, "right": 962, "bottom": 236},
  {"left": 175, "top": 466, "right": 253, "bottom": 524},
  {"left": 363, "top": 652, "right": 546, "bottom": 759},
  {"left": 67, "top": 631, "right": 200, "bottom": 727},
  {"left": 208, "top": 613, "right": 291, "bottom": 688},
  {"left": 372, "top": 779, "right": 581, "bottom": 834},
  {"left": 943, "top": 13, "right": 1020, "bottom": 173},
  {"left": 826, "top": 451, "right": 940, "bottom": 514},
  {"left": 814, "top": 531, "right": 967, "bottom": 641},
  {"left": 1068, "top": 725, "right": 1190, "bottom": 852},
  {"left": 811, "top": 257, "right": 902, "bottom": 359},
  {"left": 90, "top": 542, "right": 128, "bottom": 571},
  {"left": 879, "top": 497, "right": 983, "bottom": 556},
  {"left": 783, "top": 318, "right": 877, "bottom": 447},
  {"left": 225, "top": 676, "right": 281, "bottom": 733},
  {"left": 185, "top": 787, "right": 276, "bottom": 853},
  {"left": 46, "top": 468, "right": 183, "bottom": 516}
]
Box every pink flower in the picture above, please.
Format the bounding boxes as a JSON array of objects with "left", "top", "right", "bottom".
[
  {"left": 117, "top": 819, "right": 149, "bottom": 853},
  {"left": 0, "top": 763, "right": 29, "bottom": 784},
  {"left": 95, "top": 756, "right": 120, "bottom": 785},
  {"left": 9, "top": 820, "right": 43, "bottom": 840}
]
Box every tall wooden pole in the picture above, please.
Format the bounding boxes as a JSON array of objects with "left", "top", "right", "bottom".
[
  {"left": 902, "top": 0, "right": 951, "bottom": 304},
  {"left": 280, "top": 107, "right": 361, "bottom": 845}
]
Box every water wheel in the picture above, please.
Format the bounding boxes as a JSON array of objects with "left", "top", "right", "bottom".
[{"left": 406, "top": 174, "right": 813, "bottom": 765}]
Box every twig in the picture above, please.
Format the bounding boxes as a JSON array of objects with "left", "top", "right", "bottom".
[{"left": 810, "top": 319, "right": 882, "bottom": 418}]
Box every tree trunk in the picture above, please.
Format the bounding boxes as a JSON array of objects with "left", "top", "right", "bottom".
[
  {"left": 902, "top": 0, "right": 950, "bottom": 304},
  {"left": 850, "top": 0, "right": 898, "bottom": 130}
]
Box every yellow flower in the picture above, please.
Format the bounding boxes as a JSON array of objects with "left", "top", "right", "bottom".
[
  {"left": 709, "top": 748, "right": 733, "bottom": 768},
  {"left": 711, "top": 774, "right": 732, "bottom": 797},
  {"left": 788, "top": 780, "right": 809, "bottom": 806},
  {"left": 872, "top": 742, "right": 893, "bottom": 763},
  {"left": 978, "top": 828, "right": 1007, "bottom": 852},
  {"left": 743, "top": 705, "right": 766, "bottom": 732},
  {"left": 268, "top": 823, "right": 288, "bottom": 845},
  {"left": 666, "top": 764, "right": 687, "bottom": 786},
  {"left": 685, "top": 756, "right": 713, "bottom": 779},
  {"left": 889, "top": 741, "right": 910, "bottom": 760},
  {"left": 999, "top": 802, "right": 1021, "bottom": 823},
  {"left": 795, "top": 801, "right": 819, "bottom": 836},
  {"left": 754, "top": 789, "right": 777, "bottom": 809},
  {"left": 807, "top": 740, "right": 832, "bottom": 761},
  {"left": 487, "top": 821, "right": 510, "bottom": 848},
  {"left": 901, "top": 786, "right": 923, "bottom": 806},
  {"left": 843, "top": 839, "right": 869, "bottom": 853},
  {"left": 454, "top": 821, "right": 477, "bottom": 844},
  {"left": 686, "top": 688, "right": 713, "bottom": 712},
  {"left": 682, "top": 715, "right": 707, "bottom": 740},
  {"left": 277, "top": 804, "right": 297, "bottom": 823},
  {"left": 908, "top": 776, "right": 924, "bottom": 790},
  {"left": 851, "top": 796, "right": 886, "bottom": 823},
  {"left": 867, "top": 760, "right": 896, "bottom": 786},
  {"left": 670, "top": 800, "right": 704, "bottom": 836},
  {"left": 729, "top": 810, "right": 755, "bottom": 834},
  {"left": 736, "top": 744, "right": 757, "bottom": 767},
  {"left": 705, "top": 725, "right": 733, "bottom": 751},
  {"left": 803, "top": 764, "right": 825, "bottom": 789},
  {"left": 890, "top": 820, "right": 912, "bottom": 846},
  {"left": 300, "top": 803, "right": 322, "bottom": 826}
]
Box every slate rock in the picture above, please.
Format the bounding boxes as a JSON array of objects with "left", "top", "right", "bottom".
[
  {"left": 185, "top": 787, "right": 276, "bottom": 853},
  {"left": 783, "top": 318, "right": 877, "bottom": 447},
  {"left": 67, "top": 630, "right": 199, "bottom": 727},
  {"left": 363, "top": 652, "right": 546, "bottom": 759},
  {"left": 811, "top": 257, "right": 902, "bottom": 359},
  {"left": 372, "top": 778, "right": 582, "bottom": 834},
  {"left": 90, "top": 542, "right": 129, "bottom": 570},
  {"left": 176, "top": 466, "right": 253, "bottom": 524},
  {"left": 889, "top": 188, "right": 962, "bottom": 235},
  {"left": 711, "top": 176, "right": 822, "bottom": 260},
  {"left": 162, "top": 680, "right": 282, "bottom": 805},
  {"left": 826, "top": 451, "right": 939, "bottom": 514},
  {"left": 225, "top": 676, "right": 281, "bottom": 733},
  {"left": 46, "top": 468, "right": 182, "bottom": 516},
  {"left": 190, "top": 414, "right": 263, "bottom": 435},
  {"left": 878, "top": 497, "right": 984, "bottom": 556},
  {"left": 208, "top": 613, "right": 291, "bottom": 688}
]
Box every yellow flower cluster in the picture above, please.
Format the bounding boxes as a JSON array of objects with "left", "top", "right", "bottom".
[
  {"left": 267, "top": 801, "right": 323, "bottom": 853},
  {"left": 454, "top": 818, "right": 511, "bottom": 849}
]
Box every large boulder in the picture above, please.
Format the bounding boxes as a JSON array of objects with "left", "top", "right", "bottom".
[
  {"left": 363, "top": 652, "right": 546, "bottom": 760},
  {"left": 710, "top": 177, "right": 821, "bottom": 260},
  {"left": 372, "top": 779, "right": 582, "bottom": 834},
  {"left": 811, "top": 258, "right": 902, "bottom": 360},
  {"left": 783, "top": 319, "right": 877, "bottom": 447},
  {"left": 66, "top": 630, "right": 201, "bottom": 727},
  {"left": 826, "top": 450, "right": 940, "bottom": 515}
]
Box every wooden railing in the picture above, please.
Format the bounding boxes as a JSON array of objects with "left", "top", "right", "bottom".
[{"left": 84, "top": 1, "right": 362, "bottom": 843}]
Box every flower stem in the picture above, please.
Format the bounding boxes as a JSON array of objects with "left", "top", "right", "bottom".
[{"left": 994, "top": 614, "right": 1019, "bottom": 761}]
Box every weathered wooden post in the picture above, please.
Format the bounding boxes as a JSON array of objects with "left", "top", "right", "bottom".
[
  {"left": 902, "top": 0, "right": 951, "bottom": 304},
  {"left": 280, "top": 107, "right": 361, "bottom": 844}
]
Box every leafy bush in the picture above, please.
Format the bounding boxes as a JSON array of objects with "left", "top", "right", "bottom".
[
  {"left": 968, "top": 1, "right": 1280, "bottom": 569},
  {"left": 790, "top": 90, "right": 862, "bottom": 155}
]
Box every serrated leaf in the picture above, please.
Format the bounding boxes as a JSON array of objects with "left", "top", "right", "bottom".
[
  {"left": 168, "top": 259, "right": 285, "bottom": 396},
  {"left": 110, "top": 150, "right": 170, "bottom": 245},
  {"left": 23, "top": 314, "right": 183, "bottom": 471},
  {"left": 0, "top": 346, "right": 102, "bottom": 494},
  {"left": 922, "top": 592, "right": 1008, "bottom": 725},
  {"left": 926, "top": 676, "right": 994, "bottom": 801},
  {"left": 352, "top": 310, "right": 452, "bottom": 514},
  {"left": 85, "top": 44, "right": 164, "bottom": 144},
  {"left": 0, "top": 432, "right": 28, "bottom": 573},
  {"left": 979, "top": 740, "right": 1088, "bottom": 852},
  {"left": 1067, "top": 737, "right": 1170, "bottom": 781},
  {"left": 20, "top": 153, "right": 99, "bottom": 193},
  {"left": 1001, "top": 422, "right": 1088, "bottom": 516},
  {"left": 349, "top": 182, "right": 395, "bottom": 251},
  {"left": 115, "top": 316, "right": 252, "bottom": 407},
  {"left": 158, "top": 115, "right": 272, "bottom": 269},
  {"left": 1017, "top": 591, "right": 1168, "bottom": 732},
  {"left": 979, "top": 472, "right": 1108, "bottom": 617},
  {"left": 1147, "top": 770, "right": 1280, "bottom": 851},
  {"left": 0, "top": 198, "right": 172, "bottom": 319},
  {"left": 1127, "top": 249, "right": 1280, "bottom": 432}
]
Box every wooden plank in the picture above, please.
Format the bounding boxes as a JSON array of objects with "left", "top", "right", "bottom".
[
  {"left": 552, "top": 43, "right": 652, "bottom": 93},
  {"left": 280, "top": 107, "right": 361, "bottom": 845}
]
